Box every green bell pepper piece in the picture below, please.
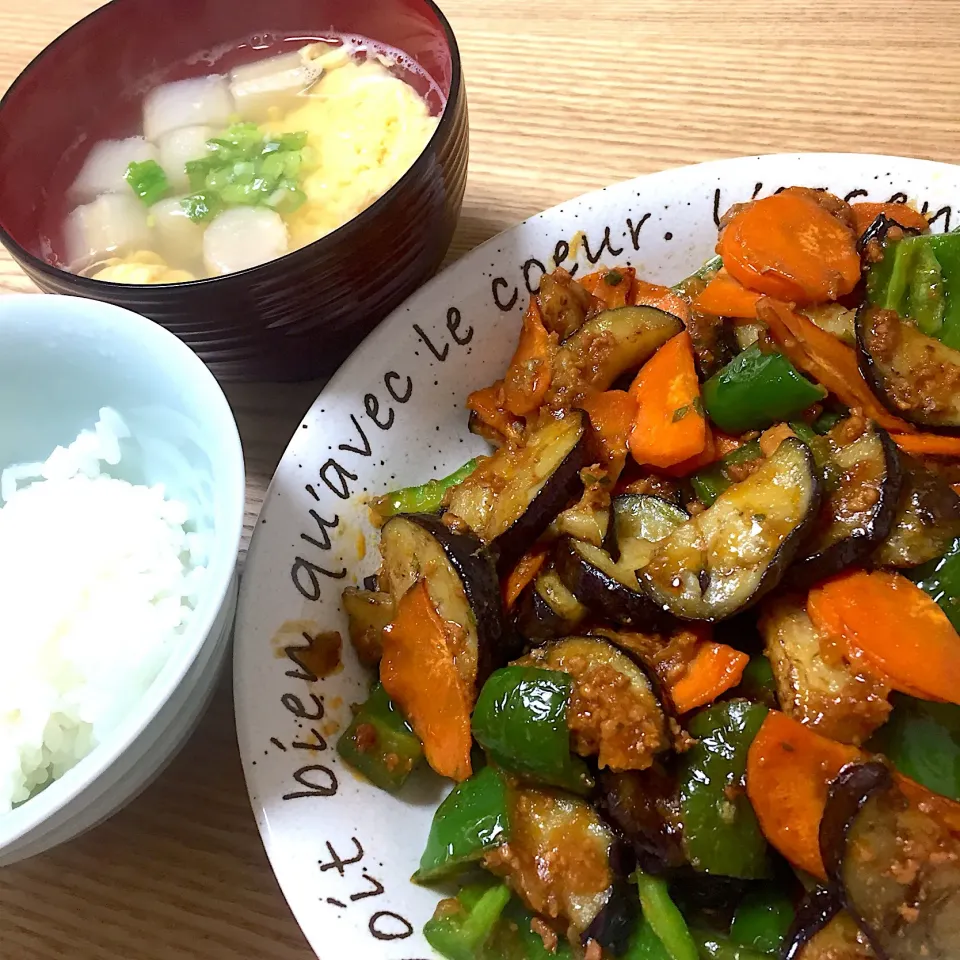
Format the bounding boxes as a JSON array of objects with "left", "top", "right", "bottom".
[
  {"left": 702, "top": 345, "right": 827, "bottom": 434},
  {"left": 690, "top": 929, "right": 770, "bottom": 960},
  {"left": 812, "top": 409, "right": 845, "bottom": 435},
  {"left": 486, "top": 896, "right": 575, "bottom": 960},
  {"left": 868, "top": 233, "right": 960, "bottom": 343},
  {"left": 336, "top": 683, "right": 423, "bottom": 793},
  {"left": 125, "top": 159, "right": 170, "bottom": 207},
  {"left": 371, "top": 458, "right": 479, "bottom": 519},
  {"left": 930, "top": 234, "right": 960, "bottom": 349},
  {"left": 673, "top": 254, "right": 724, "bottom": 291},
  {"left": 424, "top": 882, "right": 513, "bottom": 960},
  {"left": 908, "top": 243, "right": 946, "bottom": 335},
  {"left": 472, "top": 667, "right": 593, "bottom": 794},
  {"left": 730, "top": 888, "right": 794, "bottom": 954},
  {"left": 909, "top": 536, "right": 960, "bottom": 632},
  {"left": 679, "top": 700, "right": 771, "bottom": 879},
  {"left": 870, "top": 693, "right": 960, "bottom": 801},
  {"left": 867, "top": 236, "right": 916, "bottom": 315},
  {"left": 414, "top": 766, "right": 511, "bottom": 882},
  {"left": 736, "top": 655, "right": 778, "bottom": 710},
  {"left": 623, "top": 919, "right": 673, "bottom": 960},
  {"left": 690, "top": 440, "right": 763, "bottom": 507},
  {"left": 635, "top": 872, "right": 698, "bottom": 960}
]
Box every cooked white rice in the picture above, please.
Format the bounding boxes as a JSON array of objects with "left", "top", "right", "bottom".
[{"left": 0, "top": 408, "right": 206, "bottom": 812}]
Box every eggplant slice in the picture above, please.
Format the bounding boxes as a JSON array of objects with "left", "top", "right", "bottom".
[
  {"left": 596, "top": 766, "right": 687, "bottom": 876},
  {"left": 340, "top": 587, "right": 394, "bottom": 667},
  {"left": 520, "top": 636, "right": 669, "bottom": 772},
  {"left": 760, "top": 596, "right": 890, "bottom": 746},
  {"left": 537, "top": 267, "right": 593, "bottom": 340},
  {"left": 640, "top": 438, "right": 821, "bottom": 621},
  {"left": 783, "top": 888, "right": 875, "bottom": 960},
  {"left": 514, "top": 564, "right": 588, "bottom": 644},
  {"left": 872, "top": 455, "right": 960, "bottom": 568},
  {"left": 483, "top": 785, "right": 637, "bottom": 954},
  {"left": 821, "top": 761, "right": 960, "bottom": 960},
  {"left": 547, "top": 305, "right": 683, "bottom": 407},
  {"left": 857, "top": 305, "right": 960, "bottom": 429},
  {"left": 788, "top": 426, "right": 902, "bottom": 588},
  {"left": 557, "top": 537, "right": 666, "bottom": 628},
  {"left": 445, "top": 411, "right": 588, "bottom": 573},
  {"left": 378, "top": 514, "right": 507, "bottom": 689},
  {"left": 608, "top": 494, "right": 689, "bottom": 565}
]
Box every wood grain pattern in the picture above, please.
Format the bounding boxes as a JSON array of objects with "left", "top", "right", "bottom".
[{"left": 0, "top": 0, "right": 958, "bottom": 956}]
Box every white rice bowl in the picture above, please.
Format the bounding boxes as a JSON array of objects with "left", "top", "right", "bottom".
[{"left": 0, "top": 408, "right": 205, "bottom": 812}]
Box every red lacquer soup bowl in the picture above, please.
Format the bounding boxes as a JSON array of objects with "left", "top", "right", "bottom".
[{"left": 0, "top": 0, "right": 467, "bottom": 381}]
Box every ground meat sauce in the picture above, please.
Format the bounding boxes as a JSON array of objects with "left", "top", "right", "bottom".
[{"left": 563, "top": 657, "right": 667, "bottom": 770}]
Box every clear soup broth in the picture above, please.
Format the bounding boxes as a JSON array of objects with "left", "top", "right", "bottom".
[{"left": 48, "top": 34, "right": 445, "bottom": 284}]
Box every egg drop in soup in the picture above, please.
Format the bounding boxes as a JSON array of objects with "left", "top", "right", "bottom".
[{"left": 60, "top": 38, "right": 443, "bottom": 282}]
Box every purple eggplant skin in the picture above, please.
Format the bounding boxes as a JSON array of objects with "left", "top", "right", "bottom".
[
  {"left": 595, "top": 767, "right": 687, "bottom": 877},
  {"left": 556, "top": 537, "right": 666, "bottom": 629},
  {"left": 582, "top": 842, "right": 640, "bottom": 956},
  {"left": 514, "top": 581, "right": 570, "bottom": 645},
  {"left": 494, "top": 432, "right": 589, "bottom": 577},
  {"left": 819, "top": 761, "right": 892, "bottom": 889},
  {"left": 856, "top": 305, "right": 960, "bottom": 430},
  {"left": 403, "top": 513, "right": 513, "bottom": 684},
  {"left": 513, "top": 567, "right": 587, "bottom": 646},
  {"left": 362, "top": 573, "right": 379, "bottom": 592},
  {"left": 787, "top": 427, "right": 903, "bottom": 590},
  {"left": 855, "top": 213, "right": 922, "bottom": 257},
  {"left": 781, "top": 887, "right": 844, "bottom": 960}
]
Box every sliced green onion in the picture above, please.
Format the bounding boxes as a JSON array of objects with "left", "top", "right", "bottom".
[
  {"left": 180, "top": 192, "right": 222, "bottom": 223},
  {"left": 125, "top": 159, "right": 171, "bottom": 207}
]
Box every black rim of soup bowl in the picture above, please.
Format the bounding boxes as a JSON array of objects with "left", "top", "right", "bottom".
[{"left": 0, "top": 0, "right": 467, "bottom": 381}]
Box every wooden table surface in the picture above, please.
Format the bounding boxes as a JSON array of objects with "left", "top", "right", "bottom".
[{"left": 1, "top": 0, "right": 958, "bottom": 955}]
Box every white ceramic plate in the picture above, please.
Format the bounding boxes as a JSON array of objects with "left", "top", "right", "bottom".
[{"left": 234, "top": 153, "right": 960, "bottom": 959}]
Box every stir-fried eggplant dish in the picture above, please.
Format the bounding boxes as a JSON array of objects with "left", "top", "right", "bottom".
[{"left": 337, "top": 188, "right": 960, "bottom": 960}]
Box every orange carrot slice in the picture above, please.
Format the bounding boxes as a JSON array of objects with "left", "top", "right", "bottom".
[
  {"left": 758, "top": 298, "right": 915, "bottom": 434},
  {"left": 851, "top": 201, "right": 930, "bottom": 236},
  {"left": 630, "top": 277, "right": 692, "bottom": 323},
  {"left": 746, "top": 711, "right": 860, "bottom": 879},
  {"left": 719, "top": 192, "right": 860, "bottom": 304},
  {"left": 692, "top": 270, "right": 762, "bottom": 319},
  {"left": 628, "top": 331, "right": 707, "bottom": 469},
  {"left": 808, "top": 570, "right": 960, "bottom": 705},
  {"left": 504, "top": 298, "right": 555, "bottom": 416},
  {"left": 892, "top": 432, "right": 960, "bottom": 457},
  {"left": 579, "top": 388, "right": 638, "bottom": 477},
  {"left": 380, "top": 580, "right": 473, "bottom": 781},
  {"left": 466, "top": 382, "right": 522, "bottom": 442},
  {"left": 661, "top": 424, "right": 718, "bottom": 478},
  {"left": 503, "top": 545, "right": 549, "bottom": 610},
  {"left": 580, "top": 267, "right": 635, "bottom": 309},
  {"left": 669, "top": 642, "right": 749, "bottom": 714}
]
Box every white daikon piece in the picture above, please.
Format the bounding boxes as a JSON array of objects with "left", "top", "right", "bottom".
[
  {"left": 228, "top": 51, "right": 323, "bottom": 122},
  {"left": 143, "top": 76, "right": 234, "bottom": 143},
  {"left": 157, "top": 126, "right": 213, "bottom": 190},
  {"left": 64, "top": 194, "right": 152, "bottom": 269},
  {"left": 150, "top": 196, "right": 205, "bottom": 265},
  {"left": 202, "top": 207, "right": 288, "bottom": 276},
  {"left": 69, "top": 137, "right": 159, "bottom": 202}
]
